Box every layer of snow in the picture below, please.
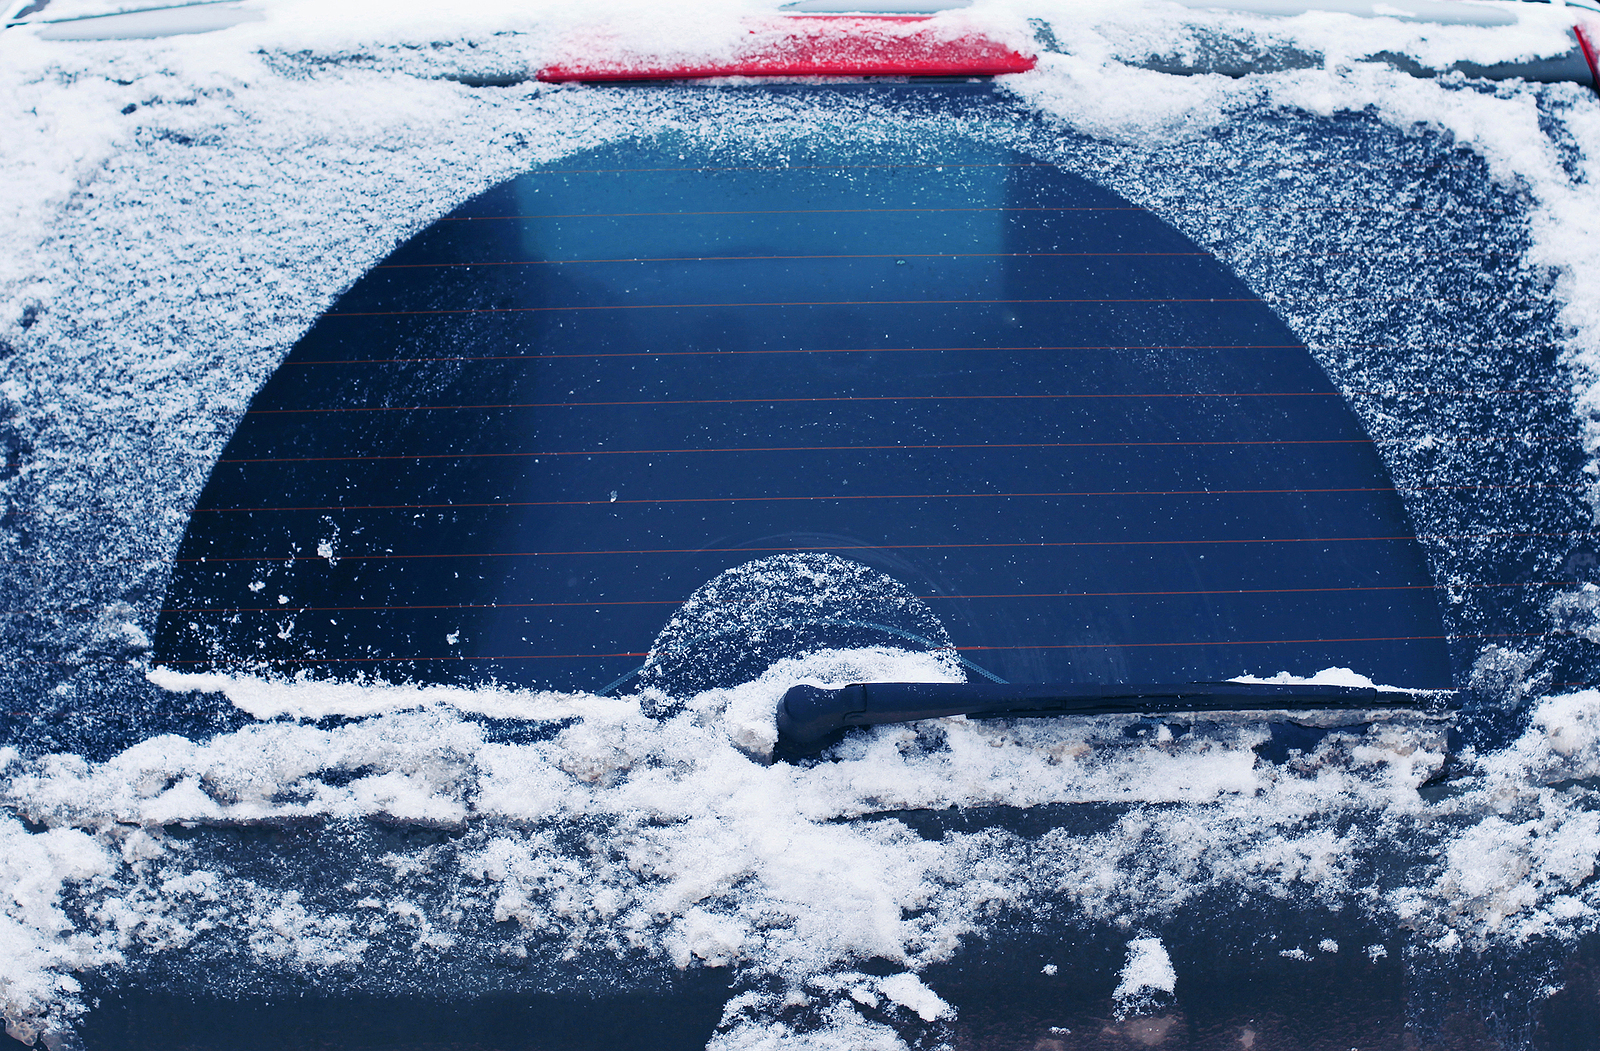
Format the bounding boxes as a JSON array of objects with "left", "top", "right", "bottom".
[{"left": 0, "top": 663, "right": 1583, "bottom": 1044}]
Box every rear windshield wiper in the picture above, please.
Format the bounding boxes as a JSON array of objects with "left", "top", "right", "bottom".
[{"left": 775, "top": 680, "right": 1452, "bottom": 759}]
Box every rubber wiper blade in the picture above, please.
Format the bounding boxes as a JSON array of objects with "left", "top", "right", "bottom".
[{"left": 774, "top": 680, "right": 1452, "bottom": 759}]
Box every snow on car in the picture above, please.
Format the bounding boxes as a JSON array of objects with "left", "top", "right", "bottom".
[{"left": 5, "top": 0, "right": 1600, "bottom": 1047}]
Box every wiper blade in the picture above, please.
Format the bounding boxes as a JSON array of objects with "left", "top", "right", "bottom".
[{"left": 774, "top": 680, "right": 1452, "bottom": 759}]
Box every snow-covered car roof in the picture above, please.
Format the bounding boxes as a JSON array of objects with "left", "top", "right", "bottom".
[{"left": 6, "top": 1, "right": 1600, "bottom": 1048}]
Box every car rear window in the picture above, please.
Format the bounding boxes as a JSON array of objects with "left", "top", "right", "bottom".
[{"left": 157, "top": 103, "right": 1452, "bottom": 698}]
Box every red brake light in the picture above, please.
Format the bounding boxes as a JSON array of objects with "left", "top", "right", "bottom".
[{"left": 536, "top": 15, "right": 1037, "bottom": 82}]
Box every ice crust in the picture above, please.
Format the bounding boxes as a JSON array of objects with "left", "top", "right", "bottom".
[{"left": 8, "top": 0, "right": 1600, "bottom": 1046}]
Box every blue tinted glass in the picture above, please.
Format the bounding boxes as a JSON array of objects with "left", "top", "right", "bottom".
[{"left": 156, "top": 127, "right": 1451, "bottom": 693}]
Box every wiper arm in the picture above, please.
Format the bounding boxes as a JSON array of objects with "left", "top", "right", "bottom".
[{"left": 774, "top": 680, "right": 1451, "bottom": 759}]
